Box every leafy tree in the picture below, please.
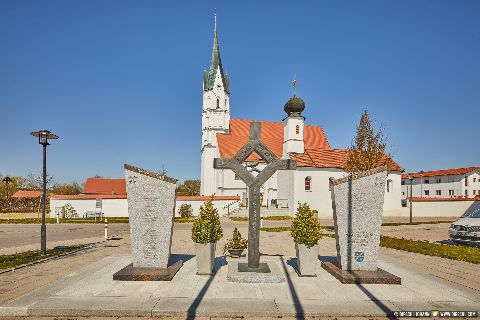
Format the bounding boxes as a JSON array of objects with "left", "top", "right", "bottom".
[
  {"left": 178, "top": 203, "right": 193, "bottom": 218},
  {"left": 291, "top": 203, "right": 322, "bottom": 248},
  {"left": 191, "top": 198, "right": 223, "bottom": 244},
  {"left": 177, "top": 179, "right": 201, "bottom": 196},
  {"left": 51, "top": 182, "right": 82, "bottom": 195},
  {"left": 345, "top": 110, "right": 389, "bottom": 173},
  {"left": 61, "top": 203, "right": 77, "bottom": 218},
  {"left": 0, "top": 175, "right": 25, "bottom": 198}
]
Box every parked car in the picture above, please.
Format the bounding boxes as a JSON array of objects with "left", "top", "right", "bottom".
[{"left": 448, "top": 209, "right": 480, "bottom": 243}]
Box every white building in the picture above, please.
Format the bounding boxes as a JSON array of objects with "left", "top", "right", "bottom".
[
  {"left": 200, "top": 17, "right": 404, "bottom": 218},
  {"left": 50, "top": 178, "right": 240, "bottom": 218},
  {"left": 401, "top": 167, "right": 480, "bottom": 200}
]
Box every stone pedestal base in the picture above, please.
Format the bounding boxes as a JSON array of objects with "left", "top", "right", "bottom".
[
  {"left": 321, "top": 262, "right": 401, "bottom": 285},
  {"left": 113, "top": 260, "right": 183, "bottom": 281},
  {"left": 227, "top": 260, "right": 285, "bottom": 283}
]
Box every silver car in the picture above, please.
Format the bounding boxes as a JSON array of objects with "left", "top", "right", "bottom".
[{"left": 448, "top": 209, "right": 480, "bottom": 243}]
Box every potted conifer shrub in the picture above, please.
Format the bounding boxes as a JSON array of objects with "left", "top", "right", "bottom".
[
  {"left": 223, "top": 227, "right": 248, "bottom": 258},
  {"left": 290, "top": 202, "right": 322, "bottom": 276},
  {"left": 191, "top": 198, "right": 223, "bottom": 275}
]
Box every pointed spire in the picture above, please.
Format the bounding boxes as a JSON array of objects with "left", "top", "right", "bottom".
[{"left": 204, "top": 10, "right": 229, "bottom": 93}]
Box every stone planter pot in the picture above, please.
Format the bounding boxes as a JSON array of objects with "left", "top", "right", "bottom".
[
  {"left": 330, "top": 166, "right": 387, "bottom": 271},
  {"left": 195, "top": 243, "right": 216, "bottom": 275},
  {"left": 227, "top": 248, "right": 245, "bottom": 258},
  {"left": 295, "top": 243, "right": 319, "bottom": 276}
]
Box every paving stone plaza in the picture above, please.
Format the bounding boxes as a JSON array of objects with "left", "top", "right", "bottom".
[{"left": 1, "top": 226, "right": 479, "bottom": 318}]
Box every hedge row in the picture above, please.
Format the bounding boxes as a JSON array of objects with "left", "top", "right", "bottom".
[{"left": 0, "top": 245, "right": 86, "bottom": 270}]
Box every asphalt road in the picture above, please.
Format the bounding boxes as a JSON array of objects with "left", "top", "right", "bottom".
[
  {"left": 0, "top": 223, "right": 131, "bottom": 250},
  {"left": 0, "top": 220, "right": 468, "bottom": 254}
]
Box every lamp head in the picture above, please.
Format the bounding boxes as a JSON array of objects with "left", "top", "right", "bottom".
[{"left": 31, "top": 130, "right": 59, "bottom": 145}]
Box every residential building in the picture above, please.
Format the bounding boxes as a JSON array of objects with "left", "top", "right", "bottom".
[{"left": 401, "top": 167, "right": 480, "bottom": 201}]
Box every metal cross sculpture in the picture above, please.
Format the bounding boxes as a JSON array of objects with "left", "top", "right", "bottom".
[{"left": 214, "top": 122, "right": 296, "bottom": 269}]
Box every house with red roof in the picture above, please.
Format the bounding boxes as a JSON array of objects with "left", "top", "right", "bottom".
[
  {"left": 200, "top": 20, "right": 404, "bottom": 217},
  {"left": 401, "top": 167, "right": 480, "bottom": 200}
]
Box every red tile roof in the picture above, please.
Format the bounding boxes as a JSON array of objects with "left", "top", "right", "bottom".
[
  {"left": 12, "top": 190, "right": 42, "bottom": 198},
  {"left": 50, "top": 194, "right": 127, "bottom": 199},
  {"left": 401, "top": 167, "right": 479, "bottom": 179},
  {"left": 407, "top": 197, "right": 479, "bottom": 202},
  {"left": 289, "top": 149, "right": 403, "bottom": 171},
  {"left": 217, "top": 118, "right": 330, "bottom": 160},
  {"left": 176, "top": 195, "right": 240, "bottom": 201},
  {"left": 83, "top": 178, "right": 127, "bottom": 195},
  {"left": 50, "top": 194, "right": 240, "bottom": 201}
]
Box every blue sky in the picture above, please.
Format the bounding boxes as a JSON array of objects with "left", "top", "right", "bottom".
[{"left": 1, "top": 0, "right": 479, "bottom": 184}]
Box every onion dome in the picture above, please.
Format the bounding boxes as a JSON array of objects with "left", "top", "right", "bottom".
[{"left": 284, "top": 95, "right": 305, "bottom": 116}]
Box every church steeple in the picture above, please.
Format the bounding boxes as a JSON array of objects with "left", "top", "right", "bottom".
[{"left": 203, "top": 12, "right": 229, "bottom": 93}]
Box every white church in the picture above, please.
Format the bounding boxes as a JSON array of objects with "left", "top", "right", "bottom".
[{"left": 200, "top": 16, "right": 404, "bottom": 218}]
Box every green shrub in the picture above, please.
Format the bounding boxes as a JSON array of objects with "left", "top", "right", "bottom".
[
  {"left": 224, "top": 227, "right": 248, "bottom": 253},
  {"left": 61, "top": 203, "right": 77, "bottom": 218},
  {"left": 380, "top": 236, "right": 480, "bottom": 264},
  {"left": 230, "top": 217, "right": 248, "bottom": 222},
  {"left": 191, "top": 198, "right": 223, "bottom": 244},
  {"left": 290, "top": 203, "right": 321, "bottom": 248},
  {"left": 178, "top": 203, "right": 193, "bottom": 218},
  {"left": 260, "top": 226, "right": 291, "bottom": 232},
  {"left": 174, "top": 217, "right": 195, "bottom": 223},
  {"left": 263, "top": 215, "right": 292, "bottom": 221}
]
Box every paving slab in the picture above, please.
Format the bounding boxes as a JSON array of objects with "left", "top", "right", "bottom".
[{"left": 2, "top": 252, "right": 478, "bottom": 318}]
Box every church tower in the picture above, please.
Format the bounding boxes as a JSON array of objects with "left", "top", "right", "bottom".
[
  {"left": 200, "top": 14, "right": 230, "bottom": 196},
  {"left": 282, "top": 82, "right": 305, "bottom": 158}
]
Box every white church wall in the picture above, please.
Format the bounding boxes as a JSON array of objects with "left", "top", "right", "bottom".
[
  {"left": 383, "top": 173, "right": 402, "bottom": 216},
  {"left": 292, "top": 168, "right": 344, "bottom": 218},
  {"left": 284, "top": 169, "right": 402, "bottom": 218}
]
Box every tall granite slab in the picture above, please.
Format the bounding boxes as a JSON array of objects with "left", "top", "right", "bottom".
[
  {"left": 330, "top": 166, "right": 387, "bottom": 272},
  {"left": 113, "top": 164, "right": 182, "bottom": 281}
]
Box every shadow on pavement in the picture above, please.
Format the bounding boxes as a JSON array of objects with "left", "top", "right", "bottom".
[{"left": 187, "top": 255, "right": 227, "bottom": 319}]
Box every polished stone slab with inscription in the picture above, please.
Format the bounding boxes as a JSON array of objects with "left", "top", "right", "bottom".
[{"left": 113, "top": 164, "right": 181, "bottom": 281}]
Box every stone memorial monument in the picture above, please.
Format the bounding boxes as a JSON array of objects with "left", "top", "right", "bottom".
[
  {"left": 322, "top": 166, "right": 401, "bottom": 284},
  {"left": 214, "top": 122, "right": 295, "bottom": 282},
  {"left": 113, "top": 164, "right": 182, "bottom": 281}
]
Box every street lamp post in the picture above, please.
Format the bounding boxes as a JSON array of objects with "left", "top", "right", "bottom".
[
  {"left": 2, "top": 176, "right": 13, "bottom": 199},
  {"left": 408, "top": 174, "right": 414, "bottom": 224},
  {"left": 31, "top": 130, "right": 59, "bottom": 256},
  {"left": 420, "top": 170, "right": 424, "bottom": 198}
]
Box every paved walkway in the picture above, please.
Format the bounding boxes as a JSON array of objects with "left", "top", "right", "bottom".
[{"left": 1, "top": 225, "right": 478, "bottom": 318}]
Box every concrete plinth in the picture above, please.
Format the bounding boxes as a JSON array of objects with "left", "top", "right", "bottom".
[
  {"left": 113, "top": 260, "right": 183, "bottom": 281},
  {"left": 227, "top": 260, "right": 285, "bottom": 283},
  {"left": 321, "top": 261, "right": 401, "bottom": 284}
]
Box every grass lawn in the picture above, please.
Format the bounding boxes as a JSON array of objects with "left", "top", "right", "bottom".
[
  {"left": 173, "top": 217, "right": 195, "bottom": 223},
  {"left": 0, "top": 217, "right": 129, "bottom": 224},
  {"left": 0, "top": 245, "right": 87, "bottom": 270},
  {"left": 380, "top": 236, "right": 480, "bottom": 264}
]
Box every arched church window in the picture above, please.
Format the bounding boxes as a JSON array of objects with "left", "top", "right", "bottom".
[
  {"left": 305, "top": 176, "right": 312, "bottom": 191},
  {"left": 387, "top": 179, "right": 393, "bottom": 193},
  {"left": 216, "top": 98, "right": 220, "bottom": 109},
  {"left": 296, "top": 125, "right": 300, "bottom": 134}
]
